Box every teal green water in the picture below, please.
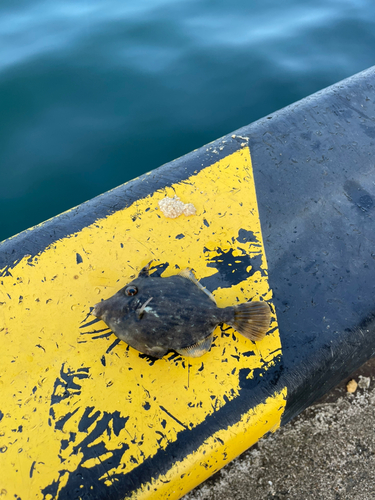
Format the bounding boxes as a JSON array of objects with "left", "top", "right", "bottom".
[{"left": 1, "top": 0, "right": 375, "bottom": 241}]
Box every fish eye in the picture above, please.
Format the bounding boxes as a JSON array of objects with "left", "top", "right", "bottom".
[{"left": 125, "top": 286, "right": 138, "bottom": 296}]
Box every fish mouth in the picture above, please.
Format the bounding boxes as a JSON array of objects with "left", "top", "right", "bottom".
[{"left": 91, "top": 303, "right": 101, "bottom": 317}]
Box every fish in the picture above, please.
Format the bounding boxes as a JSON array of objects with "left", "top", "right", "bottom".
[{"left": 91, "top": 262, "right": 271, "bottom": 359}]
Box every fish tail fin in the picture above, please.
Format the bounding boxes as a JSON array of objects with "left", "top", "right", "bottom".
[{"left": 231, "top": 301, "right": 271, "bottom": 341}]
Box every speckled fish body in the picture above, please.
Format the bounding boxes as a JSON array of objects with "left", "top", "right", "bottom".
[{"left": 92, "top": 263, "right": 270, "bottom": 359}]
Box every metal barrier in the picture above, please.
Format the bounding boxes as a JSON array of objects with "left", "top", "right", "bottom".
[{"left": 1, "top": 65, "right": 375, "bottom": 499}]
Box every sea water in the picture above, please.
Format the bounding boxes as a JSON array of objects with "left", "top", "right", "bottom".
[{"left": 1, "top": 0, "right": 375, "bottom": 241}]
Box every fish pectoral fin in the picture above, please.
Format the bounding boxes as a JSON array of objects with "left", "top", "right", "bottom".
[
  {"left": 136, "top": 297, "right": 153, "bottom": 319},
  {"left": 176, "top": 333, "right": 213, "bottom": 358},
  {"left": 178, "top": 268, "right": 216, "bottom": 303}
]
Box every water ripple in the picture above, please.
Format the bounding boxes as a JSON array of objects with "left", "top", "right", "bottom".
[{"left": 1, "top": 0, "right": 375, "bottom": 239}]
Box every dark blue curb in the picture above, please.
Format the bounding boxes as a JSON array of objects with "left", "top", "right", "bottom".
[{"left": 248, "top": 65, "right": 375, "bottom": 423}]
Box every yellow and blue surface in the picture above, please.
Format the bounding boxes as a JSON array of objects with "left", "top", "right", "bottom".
[
  {"left": 1, "top": 147, "right": 286, "bottom": 499},
  {"left": 3, "top": 66, "right": 375, "bottom": 499}
]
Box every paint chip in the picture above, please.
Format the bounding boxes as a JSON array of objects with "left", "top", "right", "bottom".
[{"left": 158, "top": 196, "right": 196, "bottom": 219}]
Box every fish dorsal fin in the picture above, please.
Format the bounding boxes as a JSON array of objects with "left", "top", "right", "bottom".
[
  {"left": 176, "top": 333, "right": 213, "bottom": 358},
  {"left": 138, "top": 261, "right": 153, "bottom": 278},
  {"left": 178, "top": 268, "right": 216, "bottom": 303}
]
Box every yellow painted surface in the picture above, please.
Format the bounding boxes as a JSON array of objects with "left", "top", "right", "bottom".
[
  {"left": 0, "top": 147, "right": 286, "bottom": 499},
  {"left": 132, "top": 388, "right": 287, "bottom": 500}
]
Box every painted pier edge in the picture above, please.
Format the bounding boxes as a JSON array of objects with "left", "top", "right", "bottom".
[{"left": 1, "top": 65, "right": 375, "bottom": 499}]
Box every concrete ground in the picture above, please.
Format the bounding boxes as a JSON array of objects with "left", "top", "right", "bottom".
[{"left": 184, "top": 358, "right": 375, "bottom": 500}]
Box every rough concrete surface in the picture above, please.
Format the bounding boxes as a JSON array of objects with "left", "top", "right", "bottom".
[{"left": 184, "top": 358, "right": 375, "bottom": 500}]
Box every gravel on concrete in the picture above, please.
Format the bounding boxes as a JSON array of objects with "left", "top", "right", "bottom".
[{"left": 184, "top": 359, "right": 375, "bottom": 500}]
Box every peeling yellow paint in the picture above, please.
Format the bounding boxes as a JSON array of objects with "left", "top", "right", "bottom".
[
  {"left": 0, "top": 147, "right": 286, "bottom": 499},
  {"left": 132, "top": 388, "right": 287, "bottom": 500}
]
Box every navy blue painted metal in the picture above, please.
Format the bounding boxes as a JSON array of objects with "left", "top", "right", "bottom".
[{"left": 248, "top": 66, "right": 375, "bottom": 422}]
